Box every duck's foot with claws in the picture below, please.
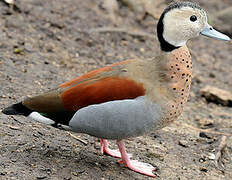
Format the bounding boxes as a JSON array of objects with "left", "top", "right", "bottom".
[{"left": 117, "top": 140, "right": 156, "bottom": 177}]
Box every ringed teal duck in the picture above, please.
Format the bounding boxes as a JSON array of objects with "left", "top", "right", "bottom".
[{"left": 2, "top": 1, "right": 230, "bottom": 177}]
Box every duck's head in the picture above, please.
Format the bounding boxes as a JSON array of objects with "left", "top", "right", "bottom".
[{"left": 157, "top": 1, "right": 230, "bottom": 52}]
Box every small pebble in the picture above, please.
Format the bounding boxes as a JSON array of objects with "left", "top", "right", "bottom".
[
  {"left": 199, "top": 167, "right": 208, "bottom": 172},
  {"left": 0, "top": 172, "right": 6, "bottom": 176},
  {"left": 182, "top": 166, "right": 187, "bottom": 170},
  {"left": 199, "top": 132, "right": 212, "bottom": 139},
  {"left": 14, "top": 48, "right": 24, "bottom": 54},
  {"left": 208, "top": 153, "right": 215, "bottom": 160},
  {"left": 178, "top": 140, "right": 188, "bottom": 148},
  {"left": 199, "top": 158, "right": 206, "bottom": 163}
]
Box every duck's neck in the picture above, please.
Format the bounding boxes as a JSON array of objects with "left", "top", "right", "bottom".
[{"left": 164, "top": 46, "right": 192, "bottom": 120}]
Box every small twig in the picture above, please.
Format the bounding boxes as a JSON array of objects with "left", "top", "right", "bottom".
[
  {"left": 5, "top": 124, "right": 21, "bottom": 130},
  {"left": 11, "top": 116, "right": 24, "bottom": 124},
  {"left": 67, "top": 132, "right": 88, "bottom": 145},
  {"left": 214, "top": 135, "right": 227, "bottom": 169},
  {"left": 88, "top": 27, "right": 155, "bottom": 39}
]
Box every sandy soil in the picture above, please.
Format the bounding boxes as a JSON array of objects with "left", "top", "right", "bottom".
[{"left": 0, "top": 0, "right": 232, "bottom": 179}]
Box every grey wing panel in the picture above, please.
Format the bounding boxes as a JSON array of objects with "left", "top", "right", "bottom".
[{"left": 69, "top": 96, "right": 163, "bottom": 140}]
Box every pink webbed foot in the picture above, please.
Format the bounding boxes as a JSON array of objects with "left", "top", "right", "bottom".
[
  {"left": 100, "top": 139, "right": 121, "bottom": 158},
  {"left": 125, "top": 160, "right": 156, "bottom": 177},
  {"left": 117, "top": 140, "right": 156, "bottom": 177},
  {"left": 100, "top": 139, "right": 132, "bottom": 158}
]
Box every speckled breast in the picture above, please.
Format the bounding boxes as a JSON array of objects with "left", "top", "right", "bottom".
[{"left": 158, "top": 46, "right": 192, "bottom": 128}]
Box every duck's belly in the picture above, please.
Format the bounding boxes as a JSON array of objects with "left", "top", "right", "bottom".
[{"left": 69, "top": 96, "right": 163, "bottom": 140}]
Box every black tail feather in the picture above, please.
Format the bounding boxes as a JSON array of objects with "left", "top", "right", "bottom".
[{"left": 2, "top": 102, "right": 32, "bottom": 116}]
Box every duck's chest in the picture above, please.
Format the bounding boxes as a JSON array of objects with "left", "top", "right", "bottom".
[{"left": 157, "top": 47, "right": 193, "bottom": 127}]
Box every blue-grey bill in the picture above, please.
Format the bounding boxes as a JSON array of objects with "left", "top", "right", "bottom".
[{"left": 200, "top": 23, "right": 230, "bottom": 41}]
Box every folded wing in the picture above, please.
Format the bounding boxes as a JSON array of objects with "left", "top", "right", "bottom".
[{"left": 22, "top": 60, "right": 145, "bottom": 124}]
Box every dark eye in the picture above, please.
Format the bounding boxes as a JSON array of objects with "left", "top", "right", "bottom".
[{"left": 190, "top": 15, "right": 197, "bottom": 22}]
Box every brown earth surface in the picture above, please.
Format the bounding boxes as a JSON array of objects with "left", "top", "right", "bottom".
[{"left": 0, "top": 0, "right": 232, "bottom": 179}]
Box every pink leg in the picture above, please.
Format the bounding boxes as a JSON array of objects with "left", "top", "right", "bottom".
[
  {"left": 117, "top": 140, "right": 156, "bottom": 177},
  {"left": 100, "top": 139, "right": 122, "bottom": 158}
]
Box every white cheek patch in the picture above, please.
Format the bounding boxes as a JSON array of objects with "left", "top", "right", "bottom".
[{"left": 162, "top": 7, "right": 207, "bottom": 47}]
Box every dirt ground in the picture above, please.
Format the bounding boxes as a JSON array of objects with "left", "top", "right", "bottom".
[{"left": 0, "top": 0, "right": 232, "bottom": 179}]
